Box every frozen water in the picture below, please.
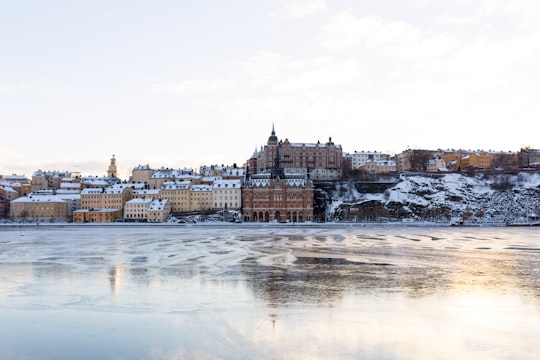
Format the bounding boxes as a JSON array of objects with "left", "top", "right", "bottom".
[{"left": 0, "top": 224, "right": 540, "bottom": 359}]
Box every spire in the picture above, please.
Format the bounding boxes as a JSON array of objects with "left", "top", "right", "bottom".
[{"left": 267, "top": 122, "right": 278, "bottom": 145}]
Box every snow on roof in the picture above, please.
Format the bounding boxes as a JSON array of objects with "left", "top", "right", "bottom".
[
  {"left": 0, "top": 185, "right": 17, "bottom": 193},
  {"left": 191, "top": 184, "right": 212, "bottom": 192},
  {"left": 148, "top": 199, "right": 168, "bottom": 211},
  {"left": 126, "top": 198, "right": 153, "bottom": 204},
  {"left": 133, "top": 189, "right": 161, "bottom": 195},
  {"left": 74, "top": 208, "right": 121, "bottom": 213},
  {"left": 213, "top": 179, "right": 242, "bottom": 188},
  {"left": 12, "top": 195, "right": 67, "bottom": 203},
  {"left": 161, "top": 181, "right": 191, "bottom": 190}
]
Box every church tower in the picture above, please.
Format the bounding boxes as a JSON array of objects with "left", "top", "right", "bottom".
[{"left": 107, "top": 155, "right": 118, "bottom": 178}]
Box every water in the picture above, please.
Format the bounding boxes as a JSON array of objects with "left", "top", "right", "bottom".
[{"left": 0, "top": 225, "right": 539, "bottom": 359}]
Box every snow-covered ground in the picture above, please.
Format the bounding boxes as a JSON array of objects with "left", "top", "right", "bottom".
[
  {"left": 1, "top": 226, "right": 539, "bottom": 359},
  {"left": 323, "top": 172, "right": 540, "bottom": 224}
]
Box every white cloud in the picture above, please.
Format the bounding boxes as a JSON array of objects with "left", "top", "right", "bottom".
[
  {"left": 319, "top": 11, "right": 459, "bottom": 59},
  {"left": 272, "top": 0, "right": 327, "bottom": 19},
  {"left": 151, "top": 79, "right": 235, "bottom": 95}
]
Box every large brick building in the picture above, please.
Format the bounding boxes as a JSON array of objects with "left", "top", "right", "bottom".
[
  {"left": 241, "top": 174, "right": 314, "bottom": 223},
  {"left": 247, "top": 125, "right": 343, "bottom": 181}
]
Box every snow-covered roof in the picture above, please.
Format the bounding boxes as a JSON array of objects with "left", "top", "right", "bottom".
[
  {"left": 161, "top": 181, "right": 191, "bottom": 190},
  {"left": 213, "top": 179, "right": 242, "bottom": 188},
  {"left": 126, "top": 198, "right": 153, "bottom": 205},
  {"left": 148, "top": 199, "right": 168, "bottom": 211},
  {"left": 191, "top": 184, "right": 212, "bottom": 192},
  {"left": 12, "top": 195, "right": 67, "bottom": 203},
  {"left": 133, "top": 189, "right": 161, "bottom": 196}
]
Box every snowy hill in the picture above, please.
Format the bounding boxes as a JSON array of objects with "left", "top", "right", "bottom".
[{"left": 316, "top": 172, "right": 540, "bottom": 224}]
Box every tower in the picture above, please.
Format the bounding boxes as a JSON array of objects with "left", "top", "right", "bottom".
[{"left": 107, "top": 155, "right": 118, "bottom": 178}]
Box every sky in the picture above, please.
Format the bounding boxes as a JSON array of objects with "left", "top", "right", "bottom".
[{"left": 1, "top": 0, "right": 539, "bottom": 179}]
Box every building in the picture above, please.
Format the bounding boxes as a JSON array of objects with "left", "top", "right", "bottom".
[
  {"left": 160, "top": 181, "right": 191, "bottom": 212},
  {"left": 31, "top": 170, "right": 71, "bottom": 192},
  {"left": 107, "top": 155, "right": 118, "bottom": 178},
  {"left": 10, "top": 195, "right": 69, "bottom": 222},
  {"left": 80, "top": 184, "right": 133, "bottom": 211},
  {"left": 518, "top": 148, "right": 540, "bottom": 168},
  {"left": 212, "top": 179, "right": 242, "bottom": 210},
  {"left": 242, "top": 173, "right": 314, "bottom": 223},
  {"left": 426, "top": 157, "right": 447, "bottom": 172},
  {"left": 148, "top": 167, "right": 197, "bottom": 189},
  {"left": 0, "top": 188, "right": 8, "bottom": 217},
  {"left": 73, "top": 208, "right": 123, "bottom": 223},
  {"left": 460, "top": 151, "right": 491, "bottom": 169},
  {"left": 247, "top": 125, "right": 344, "bottom": 181},
  {"left": 190, "top": 184, "right": 212, "bottom": 211},
  {"left": 359, "top": 160, "right": 397, "bottom": 174},
  {"left": 130, "top": 164, "right": 155, "bottom": 184},
  {"left": 351, "top": 151, "right": 390, "bottom": 170},
  {"left": 147, "top": 199, "right": 171, "bottom": 222},
  {"left": 124, "top": 198, "right": 153, "bottom": 221}
]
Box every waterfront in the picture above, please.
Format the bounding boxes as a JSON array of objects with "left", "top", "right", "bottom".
[{"left": 0, "top": 225, "right": 539, "bottom": 359}]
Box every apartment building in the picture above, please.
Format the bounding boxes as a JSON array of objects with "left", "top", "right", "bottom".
[
  {"left": 212, "top": 179, "right": 241, "bottom": 210},
  {"left": 247, "top": 125, "right": 343, "bottom": 181},
  {"left": 242, "top": 174, "right": 314, "bottom": 223},
  {"left": 351, "top": 151, "right": 390, "bottom": 170},
  {"left": 10, "top": 195, "right": 69, "bottom": 222},
  {"left": 80, "top": 184, "right": 133, "bottom": 210},
  {"left": 190, "top": 184, "right": 212, "bottom": 211},
  {"left": 160, "top": 181, "right": 190, "bottom": 212},
  {"left": 147, "top": 199, "right": 171, "bottom": 222}
]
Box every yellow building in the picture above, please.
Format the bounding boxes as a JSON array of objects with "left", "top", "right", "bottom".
[
  {"left": 147, "top": 199, "right": 171, "bottom": 222},
  {"left": 160, "top": 181, "right": 191, "bottom": 212},
  {"left": 10, "top": 195, "right": 69, "bottom": 222},
  {"left": 80, "top": 184, "right": 133, "bottom": 210},
  {"left": 461, "top": 151, "right": 491, "bottom": 169},
  {"left": 190, "top": 185, "right": 212, "bottom": 211},
  {"left": 73, "top": 209, "right": 123, "bottom": 223}
]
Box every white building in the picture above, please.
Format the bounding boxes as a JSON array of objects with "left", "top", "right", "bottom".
[
  {"left": 351, "top": 151, "right": 390, "bottom": 170},
  {"left": 124, "top": 198, "right": 153, "bottom": 221},
  {"left": 212, "top": 179, "right": 242, "bottom": 210}
]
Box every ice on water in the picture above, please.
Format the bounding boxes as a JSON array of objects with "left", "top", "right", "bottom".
[{"left": 1, "top": 225, "right": 539, "bottom": 359}]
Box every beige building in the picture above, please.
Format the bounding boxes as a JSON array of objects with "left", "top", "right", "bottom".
[
  {"left": 190, "top": 184, "right": 212, "bottom": 211},
  {"left": 80, "top": 184, "right": 133, "bottom": 210},
  {"left": 359, "top": 160, "right": 397, "bottom": 174},
  {"left": 147, "top": 199, "right": 171, "bottom": 222},
  {"left": 147, "top": 168, "right": 197, "bottom": 189},
  {"left": 461, "top": 151, "right": 491, "bottom": 169},
  {"left": 73, "top": 209, "right": 123, "bottom": 223},
  {"left": 10, "top": 195, "right": 69, "bottom": 222},
  {"left": 31, "top": 170, "right": 71, "bottom": 192},
  {"left": 160, "top": 181, "right": 191, "bottom": 212},
  {"left": 426, "top": 157, "right": 447, "bottom": 172},
  {"left": 351, "top": 151, "right": 390, "bottom": 170},
  {"left": 212, "top": 179, "right": 242, "bottom": 210},
  {"left": 124, "top": 198, "right": 153, "bottom": 221}
]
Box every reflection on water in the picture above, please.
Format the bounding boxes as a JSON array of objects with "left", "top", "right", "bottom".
[{"left": 0, "top": 226, "right": 539, "bottom": 359}]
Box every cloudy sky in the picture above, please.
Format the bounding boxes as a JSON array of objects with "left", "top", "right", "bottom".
[{"left": 1, "top": 0, "right": 539, "bottom": 179}]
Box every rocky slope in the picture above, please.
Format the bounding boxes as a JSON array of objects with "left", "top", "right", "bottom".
[{"left": 315, "top": 172, "right": 540, "bottom": 224}]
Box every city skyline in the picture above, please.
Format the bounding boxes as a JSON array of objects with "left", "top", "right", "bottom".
[{"left": 2, "top": 1, "right": 539, "bottom": 178}]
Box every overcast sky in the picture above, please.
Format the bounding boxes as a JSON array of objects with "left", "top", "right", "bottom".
[{"left": 1, "top": 0, "right": 539, "bottom": 179}]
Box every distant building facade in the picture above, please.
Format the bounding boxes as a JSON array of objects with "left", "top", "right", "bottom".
[
  {"left": 242, "top": 174, "right": 314, "bottom": 223},
  {"left": 247, "top": 125, "right": 343, "bottom": 181}
]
